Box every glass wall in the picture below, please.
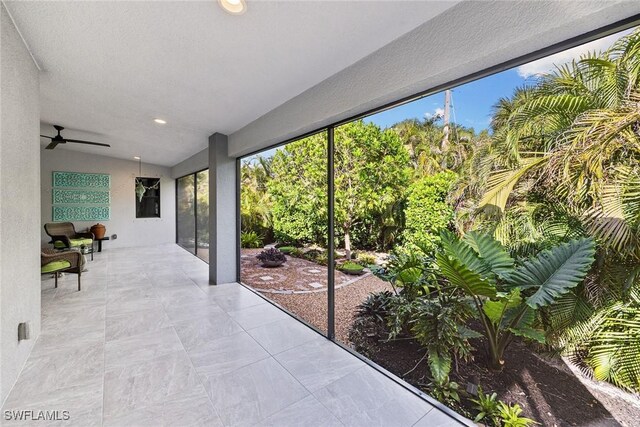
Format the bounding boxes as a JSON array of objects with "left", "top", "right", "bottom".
[
  {"left": 237, "top": 27, "right": 640, "bottom": 426},
  {"left": 176, "top": 170, "right": 209, "bottom": 262},
  {"left": 176, "top": 174, "right": 195, "bottom": 254},
  {"left": 196, "top": 170, "right": 209, "bottom": 263},
  {"left": 240, "top": 132, "right": 328, "bottom": 334}
]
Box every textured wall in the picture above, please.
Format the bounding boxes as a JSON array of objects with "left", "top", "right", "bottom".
[
  {"left": 40, "top": 149, "right": 175, "bottom": 249},
  {"left": 0, "top": 3, "right": 41, "bottom": 404},
  {"left": 170, "top": 147, "right": 208, "bottom": 179},
  {"left": 209, "top": 134, "right": 237, "bottom": 285},
  {"left": 229, "top": 0, "right": 640, "bottom": 157}
]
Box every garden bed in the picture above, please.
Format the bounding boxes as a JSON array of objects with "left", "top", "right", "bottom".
[{"left": 352, "top": 322, "right": 640, "bottom": 427}]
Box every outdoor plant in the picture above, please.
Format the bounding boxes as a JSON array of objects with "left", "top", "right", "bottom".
[
  {"left": 339, "top": 261, "right": 365, "bottom": 275},
  {"left": 497, "top": 402, "right": 537, "bottom": 427},
  {"left": 471, "top": 387, "right": 500, "bottom": 426},
  {"left": 278, "top": 246, "right": 296, "bottom": 254},
  {"left": 256, "top": 248, "right": 286, "bottom": 267},
  {"left": 428, "top": 377, "right": 460, "bottom": 405},
  {"left": 556, "top": 283, "right": 640, "bottom": 392},
  {"left": 401, "top": 294, "right": 478, "bottom": 397},
  {"left": 356, "top": 253, "right": 377, "bottom": 266},
  {"left": 370, "top": 247, "right": 436, "bottom": 301},
  {"left": 356, "top": 291, "right": 395, "bottom": 323},
  {"left": 436, "top": 230, "right": 596, "bottom": 369},
  {"left": 241, "top": 231, "right": 263, "bottom": 248}
]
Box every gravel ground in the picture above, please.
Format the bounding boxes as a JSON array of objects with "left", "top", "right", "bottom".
[
  {"left": 241, "top": 248, "right": 392, "bottom": 344},
  {"left": 263, "top": 275, "right": 392, "bottom": 344},
  {"left": 240, "top": 248, "right": 351, "bottom": 292}
]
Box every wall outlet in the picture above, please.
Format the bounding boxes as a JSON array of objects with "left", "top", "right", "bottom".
[{"left": 18, "top": 322, "right": 30, "bottom": 341}]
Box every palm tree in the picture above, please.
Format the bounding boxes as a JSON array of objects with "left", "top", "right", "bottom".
[
  {"left": 475, "top": 29, "right": 640, "bottom": 254},
  {"left": 464, "top": 28, "right": 640, "bottom": 391}
]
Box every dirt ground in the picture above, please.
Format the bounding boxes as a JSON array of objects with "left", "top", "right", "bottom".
[{"left": 355, "top": 328, "right": 640, "bottom": 427}]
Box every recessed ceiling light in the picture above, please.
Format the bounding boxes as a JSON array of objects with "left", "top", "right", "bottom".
[
  {"left": 154, "top": 118, "right": 167, "bottom": 124},
  {"left": 133, "top": 156, "right": 140, "bottom": 160},
  {"left": 219, "top": 0, "right": 246, "bottom": 15}
]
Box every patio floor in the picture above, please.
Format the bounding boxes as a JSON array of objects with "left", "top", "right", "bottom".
[{"left": 2, "top": 244, "right": 466, "bottom": 426}]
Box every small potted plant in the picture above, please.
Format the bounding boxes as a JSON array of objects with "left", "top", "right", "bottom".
[
  {"left": 339, "top": 261, "right": 365, "bottom": 275},
  {"left": 256, "top": 248, "right": 286, "bottom": 268}
]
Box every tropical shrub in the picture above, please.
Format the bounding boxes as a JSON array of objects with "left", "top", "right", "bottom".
[
  {"left": 278, "top": 246, "right": 296, "bottom": 254},
  {"left": 256, "top": 248, "right": 286, "bottom": 266},
  {"left": 356, "top": 253, "right": 377, "bottom": 266},
  {"left": 241, "top": 231, "right": 263, "bottom": 248},
  {"left": 556, "top": 283, "right": 640, "bottom": 392},
  {"left": 356, "top": 291, "right": 396, "bottom": 323},
  {"left": 406, "top": 294, "right": 478, "bottom": 392},
  {"left": 498, "top": 402, "right": 537, "bottom": 427},
  {"left": 402, "top": 171, "right": 457, "bottom": 254},
  {"left": 471, "top": 387, "right": 500, "bottom": 425},
  {"left": 435, "top": 231, "right": 595, "bottom": 368},
  {"left": 370, "top": 246, "right": 437, "bottom": 301},
  {"left": 268, "top": 120, "right": 411, "bottom": 257}
]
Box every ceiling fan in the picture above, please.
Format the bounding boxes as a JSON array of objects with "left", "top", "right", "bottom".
[{"left": 41, "top": 125, "right": 111, "bottom": 150}]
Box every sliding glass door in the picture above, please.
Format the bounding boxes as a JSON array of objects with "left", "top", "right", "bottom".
[{"left": 176, "top": 170, "right": 209, "bottom": 262}]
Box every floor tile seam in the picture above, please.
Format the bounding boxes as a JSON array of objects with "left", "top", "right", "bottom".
[
  {"left": 410, "top": 406, "right": 438, "bottom": 427},
  {"left": 0, "top": 324, "right": 50, "bottom": 411},
  {"left": 186, "top": 332, "right": 272, "bottom": 380},
  {"left": 168, "top": 325, "right": 226, "bottom": 426},
  {"left": 246, "top": 327, "right": 318, "bottom": 358},
  {"left": 103, "top": 327, "right": 183, "bottom": 372},
  {"left": 233, "top": 313, "right": 289, "bottom": 333}
]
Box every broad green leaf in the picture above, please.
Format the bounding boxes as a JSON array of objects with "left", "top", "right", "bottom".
[
  {"left": 428, "top": 349, "right": 451, "bottom": 384},
  {"left": 436, "top": 251, "right": 497, "bottom": 298},
  {"left": 508, "top": 238, "right": 596, "bottom": 308},
  {"left": 510, "top": 327, "right": 546, "bottom": 344},
  {"left": 464, "top": 231, "right": 515, "bottom": 279},
  {"left": 458, "top": 325, "right": 484, "bottom": 339},
  {"left": 483, "top": 289, "right": 522, "bottom": 324},
  {"left": 504, "top": 305, "right": 535, "bottom": 329},
  {"left": 440, "top": 230, "right": 492, "bottom": 278}
]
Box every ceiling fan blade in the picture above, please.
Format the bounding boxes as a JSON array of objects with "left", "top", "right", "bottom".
[
  {"left": 45, "top": 141, "right": 59, "bottom": 150},
  {"left": 64, "top": 139, "right": 111, "bottom": 148},
  {"left": 40, "top": 135, "right": 53, "bottom": 139}
]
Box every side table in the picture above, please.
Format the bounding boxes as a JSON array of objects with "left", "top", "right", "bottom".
[{"left": 95, "top": 236, "right": 110, "bottom": 252}]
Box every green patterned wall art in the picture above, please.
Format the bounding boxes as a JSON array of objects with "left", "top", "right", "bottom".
[
  {"left": 52, "top": 171, "right": 111, "bottom": 221},
  {"left": 53, "top": 171, "right": 110, "bottom": 188},
  {"left": 53, "top": 206, "right": 110, "bottom": 221},
  {"left": 52, "top": 189, "right": 111, "bottom": 205}
]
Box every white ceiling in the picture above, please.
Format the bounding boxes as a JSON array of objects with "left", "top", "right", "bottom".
[{"left": 4, "top": 0, "right": 458, "bottom": 166}]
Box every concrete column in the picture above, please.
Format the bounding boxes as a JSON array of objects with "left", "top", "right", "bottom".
[{"left": 208, "top": 133, "right": 237, "bottom": 284}]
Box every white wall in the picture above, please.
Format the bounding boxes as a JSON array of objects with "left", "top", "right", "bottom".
[
  {"left": 40, "top": 149, "right": 175, "bottom": 249},
  {"left": 0, "top": 3, "right": 41, "bottom": 404},
  {"left": 171, "top": 147, "right": 208, "bottom": 179},
  {"left": 229, "top": 0, "right": 640, "bottom": 157}
]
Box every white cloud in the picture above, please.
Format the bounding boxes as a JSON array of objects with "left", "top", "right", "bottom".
[
  {"left": 425, "top": 107, "right": 445, "bottom": 119},
  {"left": 516, "top": 29, "right": 633, "bottom": 78}
]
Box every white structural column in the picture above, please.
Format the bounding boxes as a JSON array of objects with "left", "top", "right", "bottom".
[{"left": 208, "top": 133, "right": 237, "bottom": 284}]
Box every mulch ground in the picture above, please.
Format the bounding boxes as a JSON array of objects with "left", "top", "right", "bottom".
[{"left": 356, "top": 330, "right": 640, "bottom": 427}]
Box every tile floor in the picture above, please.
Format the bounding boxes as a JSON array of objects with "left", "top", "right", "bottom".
[{"left": 1, "top": 244, "right": 467, "bottom": 426}]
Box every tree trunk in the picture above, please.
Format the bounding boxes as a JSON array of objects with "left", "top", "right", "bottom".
[{"left": 344, "top": 230, "right": 352, "bottom": 260}]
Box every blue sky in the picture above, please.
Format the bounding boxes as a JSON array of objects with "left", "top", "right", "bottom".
[
  {"left": 365, "top": 69, "right": 530, "bottom": 132},
  {"left": 364, "top": 27, "right": 633, "bottom": 132},
  {"left": 252, "top": 27, "right": 633, "bottom": 158}
]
